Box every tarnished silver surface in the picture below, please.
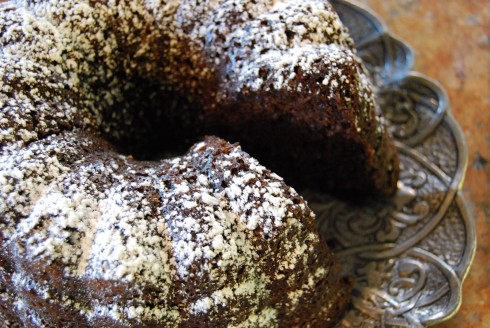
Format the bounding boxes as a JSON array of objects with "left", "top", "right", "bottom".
[{"left": 303, "top": 1, "right": 476, "bottom": 327}]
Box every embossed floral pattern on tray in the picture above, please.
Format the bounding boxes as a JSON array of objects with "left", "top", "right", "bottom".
[{"left": 301, "top": 1, "right": 476, "bottom": 327}]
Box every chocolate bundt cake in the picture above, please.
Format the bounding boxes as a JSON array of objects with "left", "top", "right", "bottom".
[{"left": 0, "top": 0, "right": 398, "bottom": 326}]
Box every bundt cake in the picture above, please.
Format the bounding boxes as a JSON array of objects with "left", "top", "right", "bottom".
[{"left": 0, "top": 0, "right": 398, "bottom": 326}]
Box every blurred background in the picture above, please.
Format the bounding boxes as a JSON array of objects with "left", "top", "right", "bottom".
[{"left": 356, "top": 0, "right": 489, "bottom": 327}]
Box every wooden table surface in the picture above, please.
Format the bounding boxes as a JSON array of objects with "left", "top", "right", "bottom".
[{"left": 356, "top": 1, "right": 489, "bottom": 327}]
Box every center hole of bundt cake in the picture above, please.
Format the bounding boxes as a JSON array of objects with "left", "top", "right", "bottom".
[
  {"left": 95, "top": 71, "right": 393, "bottom": 197},
  {"left": 98, "top": 79, "right": 201, "bottom": 160},
  {"left": 95, "top": 77, "right": 370, "bottom": 196}
]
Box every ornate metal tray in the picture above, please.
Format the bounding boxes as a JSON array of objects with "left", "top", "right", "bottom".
[{"left": 302, "top": 1, "right": 477, "bottom": 327}]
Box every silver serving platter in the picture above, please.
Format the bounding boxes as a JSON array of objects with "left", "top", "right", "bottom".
[{"left": 302, "top": 1, "right": 477, "bottom": 327}]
